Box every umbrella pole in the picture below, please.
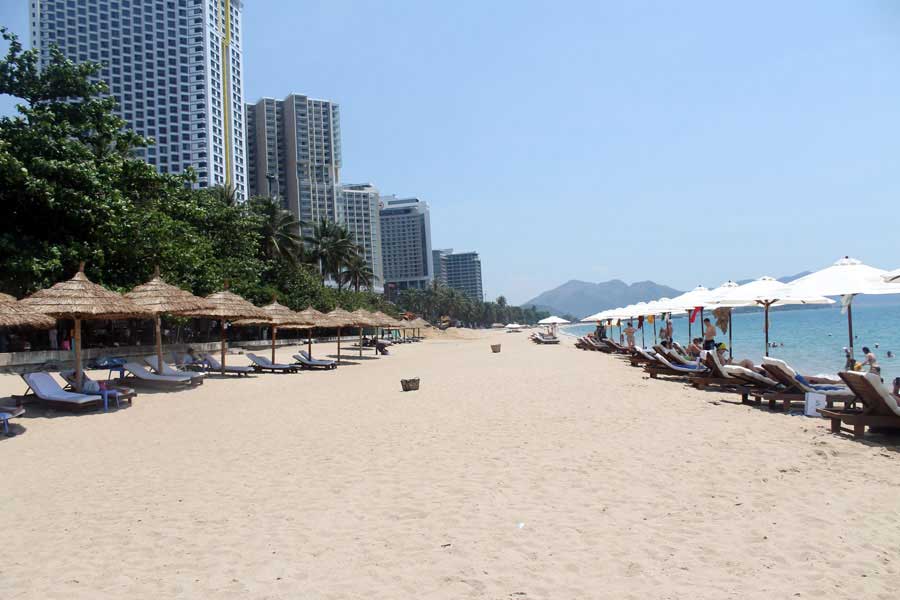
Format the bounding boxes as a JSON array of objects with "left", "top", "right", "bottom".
[
  {"left": 764, "top": 303, "right": 770, "bottom": 357},
  {"left": 155, "top": 313, "right": 164, "bottom": 374},
  {"left": 653, "top": 319, "right": 657, "bottom": 343},
  {"left": 337, "top": 327, "right": 342, "bottom": 364},
  {"left": 847, "top": 299, "right": 855, "bottom": 358},
  {"left": 272, "top": 325, "right": 277, "bottom": 364},
  {"left": 307, "top": 328, "right": 312, "bottom": 359},
  {"left": 74, "top": 317, "right": 83, "bottom": 393},
  {"left": 220, "top": 318, "right": 226, "bottom": 375},
  {"left": 728, "top": 310, "right": 733, "bottom": 360},
  {"left": 641, "top": 325, "right": 645, "bottom": 348},
  {"left": 359, "top": 326, "right": 363, "bottom": 358}
]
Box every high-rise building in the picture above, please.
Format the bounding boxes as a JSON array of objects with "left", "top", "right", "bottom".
[
  {"left": 338, "top": 183, "right": 383, "bottom": 288},
  {"left": 245, "top": 94, "right": 341, "bottom": 229},
  {"left": 30, "top": 0, "right": 248, "bottom": 198},
  {"left": 379, "top": 196, "right": 433, "bottom": 295},
  {"left": 444, "top": 252, "right": 484, "bottom": 301},
  {"left": 432, "top": 248, "right": 452, "bottom": 285}
]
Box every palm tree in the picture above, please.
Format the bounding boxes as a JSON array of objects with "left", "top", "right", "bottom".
[
  {"left": 340, "top": 251, "right": 374, "bottom": 292},
  {"left": 304, "top": 218, "right": 356, "bottom": 285},
  {"left": 252, "top": 197, "right": 303, "bottom": 263},
  {"left": 211, "top": 184, "right": 239, "bottom": 206}
]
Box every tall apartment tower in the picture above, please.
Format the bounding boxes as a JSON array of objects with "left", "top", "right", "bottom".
[
  {"left": 432, "top": 248, "right": 452, "bottom": 286},
  {"left": 338, "top": 183, "right": 383, "bottom": 288},
  {"left": 444, "top": 252, "right": 484, "bottom": 301},
  {"left": 245, "top": 94, "right": 341, "bottom": 229},
  {"left": 379, "top": 196, "right": 434, "bottom": 296},
  {"left": 30, "top": 0, "right": 248, "bottom": 198}
]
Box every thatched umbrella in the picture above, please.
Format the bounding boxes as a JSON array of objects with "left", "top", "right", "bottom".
[
  {"left": 0, "top": 300, "right": 57, "bottom": 329},
  {"left": 326, "top": 307, "right": 361, "bottom": 364},
  {"left": 295, "top": 306, "right": 332, "bottom": 358},
  {"left": 233, "top": 300, "right": 313, "bottom": 363},
  {"left": 182, "top": 285, "right": 269, "bottom": 375},
  {"left": 125, "top": 266, "right": 212, "bottom": 374},
  {"left": 409, "top": 317, "right": 430, "bottom": 338},
  {"left": 349, "top": 309, "right": 381, "bottom": 357},
  {"left": 20, "top": 262, "right": 152, "bottom": 391},
  {"left": 0, "top": 292, "right": 18, "bottom": 303},
  {"left": 368, "top": 311, "right": 401, "bottom": 353}
]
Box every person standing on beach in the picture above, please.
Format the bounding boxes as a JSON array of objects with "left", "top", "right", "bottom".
[
  {"left": 663, "top": 319, "right": 674, "bottom": 347},
  {"left": 861, "top": 347, "right": 881, "bottom": 376},
  {"left": 624, "top": 322, "right": 636, "bottom": 348},
  {"left": 702, "top": 318, "right": 716, "bottom": 350}
]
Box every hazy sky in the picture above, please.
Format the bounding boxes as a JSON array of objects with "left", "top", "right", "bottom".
[{"left": 2, "top": 1, "right": 899, "bottom": 303}]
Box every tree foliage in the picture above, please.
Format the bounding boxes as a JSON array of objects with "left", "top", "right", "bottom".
[{"left": 395, "top": 287, "right": 548, "bottom": 327}]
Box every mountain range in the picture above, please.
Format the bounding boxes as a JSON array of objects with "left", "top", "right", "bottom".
[{"left": 522, "top": 271, "right": 899, "bottom": 319}]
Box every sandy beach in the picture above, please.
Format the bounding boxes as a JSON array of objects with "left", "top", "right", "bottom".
[{"left": 2, "top": 330, "right": 899, "bottom": 599}]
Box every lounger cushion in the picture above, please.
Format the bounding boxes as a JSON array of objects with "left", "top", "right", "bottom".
[
  {"left": 124, "top": 362, "right": 192, "bottom": 383},
  {"left": 22, "top": 373, "right": 101, "bottom": 405}
]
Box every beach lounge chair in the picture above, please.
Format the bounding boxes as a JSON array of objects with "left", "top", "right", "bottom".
[
  {"left": 199, "top": 353, "right": 254, "bottom": 376},
  {"left": 689, "top": 351, "right": 746, "bottom": 391},
  {"left": 144, "top": 356, "right": 204, "bottom": 385},
  {"left": 293, "top": 351, "right": 337, "bottom": 370},
  {"left": 645, "top": 353, "right": 708, "bottom": 379},
  {"left": 819, "top": 371, "right": 900, "bottom": 438},
  {"left": 723, "top": 365, "right": 781, "bottom": 398},
  {"left": 122, "top": 362, "right": 195, "bottom": 388},
  {"left": 246, "top": 353, "right": 299, "bottom": 373},
  {"left": 630, "top": 347, "right": 657, "bottom": 366},
  {"left": 758, "top": 357, "right": 852, "bottom": 412},
  {"left": 60, "top": 370, "right": 137, "bottom": 410},
  {"left": 19, "top": 372, "right": 102, "bottom": 412},
  {"left": 0, "top": 403, "right": 25, "bottom": 435}
]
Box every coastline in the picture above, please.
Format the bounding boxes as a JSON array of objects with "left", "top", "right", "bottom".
[{"left": 2, "top": 330, "right": 898, "bottom": 598}]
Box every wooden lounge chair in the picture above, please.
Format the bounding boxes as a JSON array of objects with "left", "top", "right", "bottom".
[
  {"left": 60, "top": 370, "right": 137, "bottom": 410},
  {"left": 246, "top": 353, "right": 299, "bottom": 373},
  {"left": 689, "top": 351, "right": 746, "bottom": 391},
  {"left": 645, "top": 353, "right": 708, "bottom": 380},
  {"left": 759, "top": 357, "right": 853, "bottom": 412},
  {"left": 200, "top": 353, "right": 254, "bottom": 376},
  {"left": 819, "top": 372, "right": 900, "bottom": 438},
  {"left": 18, "top": 372, "right": 102, "bottom": 412},
  {"left": 144, "top": 356, "right": 204, "bottom": 385},
  {"left": 293, "top": 351, "right": 337, "bottom": 370},
  {"left": 630, "top": 347, "right": 657, "bottom": 367},
  {"left": 122, "top": 362, "right": 195, "bottom": 388}
]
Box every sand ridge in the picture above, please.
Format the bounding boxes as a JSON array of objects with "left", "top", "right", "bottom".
[{"left": 1, "top": 332, "right": 898, "bottom": 598}]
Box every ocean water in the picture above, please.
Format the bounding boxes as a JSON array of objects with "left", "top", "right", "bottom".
[{"left": 564, "top": 303, "right": 900, "bottom": 383}]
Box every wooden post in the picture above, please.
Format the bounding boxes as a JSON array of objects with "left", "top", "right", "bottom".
[
  {"left": 220, "top": 318, "right": 227, "bottom": 375},
  {"left": 847, "top": 299, "right": 855, "bottom": 358},
  {"left": 154, "top": 313, "right": 164, "bottom": 374},
  {"left": 337, "top": 327, "right": 342, "bottom": 364},
  {"left": 764, "top": 303, "right": 770, "bottom": 357},
  {"left": 271, "top": 325, "right": 277, "bottom": 363},
  {"left": 728, "top": 310, "right": 733, "bottom": 360},
  {"left": 359, "top": 325, "right": 363, "bottom": 358},
  {"left": 74, "top": 317, "right": 83, "bottom": 393},
  {"left": 307, "top": 328, "right": 313, "bottom": 358}
]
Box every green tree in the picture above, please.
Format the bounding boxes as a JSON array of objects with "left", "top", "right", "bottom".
[
  {"left": 340, "top": 251, "right": 374, "bottom": 293},
  {"left": 249, "top": 196, "right": 303, "bottom": 264}
]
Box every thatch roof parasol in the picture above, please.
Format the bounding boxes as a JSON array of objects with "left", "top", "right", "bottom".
[
  {"left": 349, "top": 309, "right": 379, "bottom": 327},
  {"left": 370, "top": 311, "right": 402, "bottom": 327},
  {"left": 0, "top": 292, "right": 18, "bottom": 303},
  {"left": 124, "top": 266, "right": 212, "bottom": 315},
  {"left": 20, "top": 263, "right": 151, "bottom": 320},
  {"left": 125, "top": 267, "right": 214, "bottom": 374},
  {"left": 293, "top": 306, "right": 332, "bottom": 359},
  {"left": 19, "top": 262, "right": 152, "bottom": 391},
  {"left": 232, "top": 300, "right": 313, "bottom": 362},
  {"left": 0, "top": 301, "right": 57, "bottom": 329},
  {"left": 326, "top": 307, "right": 359, "bottom": 327}
]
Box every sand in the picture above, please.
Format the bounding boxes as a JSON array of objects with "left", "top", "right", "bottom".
[{"left": 2, "top": 330, "right": 899, "bottom": 599}]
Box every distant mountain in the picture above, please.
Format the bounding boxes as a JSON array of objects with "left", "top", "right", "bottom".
[{"left": 523, "top": 279, "right": 683, "bottom": 319}]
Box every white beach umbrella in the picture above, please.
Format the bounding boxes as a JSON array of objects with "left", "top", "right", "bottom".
[
  {"left": 538, "top": 316, "right": 570, "bottom": 325},
  {"left": 883, "top": 269, "right": 900, "bottom": 283},
  {"left": 787, "top": 257, "right": 900, "bottom": 357},
  {"left": 702, "top": 280, "right": 743, "bottom": 356},
  {"left": 665, "top": 285, "right": 715, "bottom": 342},
  {"left": 710, "top": 276, "right": 833, "bottom": 356}
]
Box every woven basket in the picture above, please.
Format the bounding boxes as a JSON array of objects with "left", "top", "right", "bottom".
[
  {"left": 491, "top": 344, "right": 501, "bottom": 353},
  {"left": 401, "top": 378, "right": 420, "bottom": 392}
]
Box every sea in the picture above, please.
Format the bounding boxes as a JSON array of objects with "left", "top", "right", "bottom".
[{"left": 563, "top": 303, "right": 900, "bottom": 383}]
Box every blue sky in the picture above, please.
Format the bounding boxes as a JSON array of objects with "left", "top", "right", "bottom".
[{"left": 3, "top": 1, "right": 899, "bottom": 303}]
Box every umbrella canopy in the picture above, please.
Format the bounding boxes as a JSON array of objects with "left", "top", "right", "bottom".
[
  {"left": 370, "top": 310, "right": 401, "bottom": 327},
  {"left": 667, "top": 285, "right": 713, "bottom": 311},
  {"left": 883, "top": 269, "right": 900, "bottom": 283},
  {"left": 20, "top": 263, "right": 152, "bottom": 391},
  {"left": 408, "top": 317, "right": 430, "bottom": 328},
  {"left": 293, "top": 306, "right": 333, "bottom": 359},
  {"left": 505, "top": 323, "right": 522, "bottom": 329},
  {"left": 787, "top": 257, "right": 900, "bottom": 356},
  {"left": 538, "top": 316, "right": 570, "bottom": 325},
  {"left": 125, "top": 267, "right": 213, "bottom": 373},
  {"left": 0, "top": 292, "right": 17, "bottom": 303},
  {"left": 0, "top": 300, "right": 57, "bottom": 329},
  {"left": 233, "top": 300, "right": 313, "bottom": 363},
  {"left": 709, "top": 276, "right": 833, "bottom": 355},
  {"left": 327, "top": 307, "right": 364, "bottom": 363},
  {"left": 182, "top": 287, "right": 270, "bottom": 375}
]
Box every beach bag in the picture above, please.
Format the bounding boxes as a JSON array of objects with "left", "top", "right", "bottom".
[{"left": 804, "top": 392, "right": 827, "bottom": 417}]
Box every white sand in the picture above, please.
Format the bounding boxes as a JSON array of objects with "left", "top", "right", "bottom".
[{"left": 2, "top": 331, "right": 898, "bottom": 599}]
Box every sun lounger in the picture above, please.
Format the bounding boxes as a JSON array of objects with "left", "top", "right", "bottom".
[
  {"left": 0, "top": 403, "right": 25, "bottom": 435},
  {"left": 144, "top": 356, "right": 204, "bottom": 385},
  {"left": 293, "top": 351, "right": 337, "bottom": 370},
  {"left": 199, "top": 353, "right": 254, "bottom": 376},
  {"left": 19, "top": 372, "right": 102, "bottom": 412},
  {"left": 645, "top": 353, "right": 707, "bottom": 379},
  {"left": 816, "top": 372, "right": 900, "bottom": 438},
  {"left": 688, "top": 351, "right": 747, "bottom": 391},
  {"left": 60, "top": 370, "right": 137, "bottom": 410},
  {"left": 630, "top": 347, "right": 657, "bottom": 366},
  {"left": 122, "top": 362, "right": 195, "bottom": 388},
  {"left": 759, "top": 357, "right": 853, "bottom": 412},
  {"left": 246, "top": 353, "right": 299, "bottom": 373}
]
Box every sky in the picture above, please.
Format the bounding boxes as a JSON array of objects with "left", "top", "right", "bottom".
[{"left": 2, "top": 1, "right": 900, "bottom": 304}]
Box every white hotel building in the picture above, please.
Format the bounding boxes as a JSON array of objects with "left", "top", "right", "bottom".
[{"left": 30, "top": 0, "right": 248, "bottom": 198}]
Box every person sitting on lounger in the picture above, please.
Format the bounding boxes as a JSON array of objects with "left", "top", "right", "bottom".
[
  {"left": 715, "top": 344, "right": 765, "bottom": 374},
  {"left": 861, "top": 347, "right": 881, "bottom": 376},
  {"left": 687, "top": 338, "right": 703, "bottom": 358},
  {"left": 624, "top": 323, "right": 636, "bottom": 348},
  {"left": 703, "top": 318, "right": 716, "bottom": 350}
]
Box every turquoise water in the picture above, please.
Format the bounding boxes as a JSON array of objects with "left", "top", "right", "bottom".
[{"left": 565, "top": 303, "right": 900, "bottom": 382}]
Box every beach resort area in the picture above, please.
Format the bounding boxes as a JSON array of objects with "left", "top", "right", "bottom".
[{"left": 2, "top": 326, "right": 899, "bottom": 599}]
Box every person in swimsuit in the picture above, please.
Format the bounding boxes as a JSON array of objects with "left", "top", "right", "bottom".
[
  {"left": 623, "top": 322, "right": 636, "bottom": 348},
  {"left": 702, "top": 318, "right": 716, "bottom": 350},
  {"left": 861, "top": 347, "right": 881, "bottom": 376}
]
